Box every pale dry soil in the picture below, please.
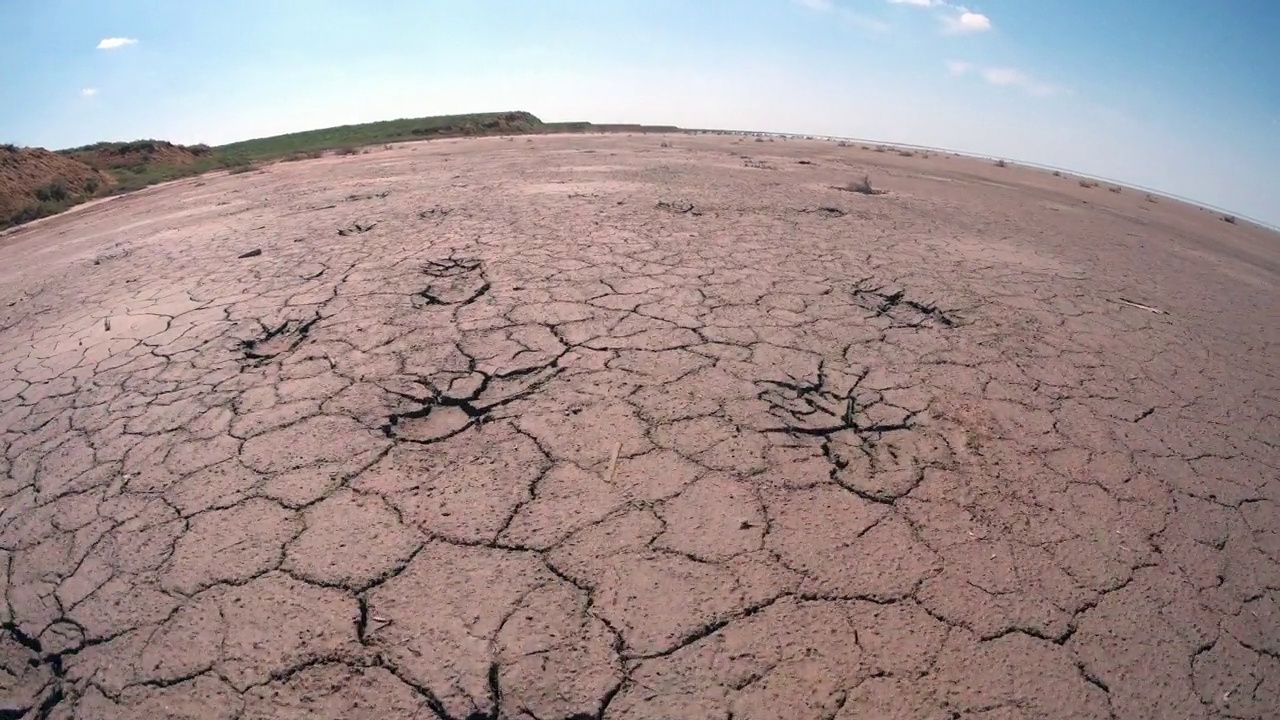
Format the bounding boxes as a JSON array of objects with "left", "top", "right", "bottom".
[{"left": 1, "top": 134, "right": 1278, "bottom": 720}]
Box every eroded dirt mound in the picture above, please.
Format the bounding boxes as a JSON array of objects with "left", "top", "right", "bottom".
[
  {"left": 0, "top": 145, "right": 112, "bottom": 228},
  {"left": 0, "top": 134, "right": 1277, "bottom": 719},
  {"left": 58, "top": 139, "right": 212, "bottom": 171}
]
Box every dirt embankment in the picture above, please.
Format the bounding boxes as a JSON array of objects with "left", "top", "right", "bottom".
[
  {"left": 58, "top": 139, "right": 212, "bottom": 171},
  {"left": 0, "top": 145, "right": 113, "bottom": 229}
]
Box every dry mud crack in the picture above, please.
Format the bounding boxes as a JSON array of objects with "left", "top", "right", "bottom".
[{"left": 1, "top": 134, "right": 1278, "bottom": 719}]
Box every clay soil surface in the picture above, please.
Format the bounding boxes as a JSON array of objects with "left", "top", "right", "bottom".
[{"left": 2, "top": 134, "right": 1278, "bottom": 719}]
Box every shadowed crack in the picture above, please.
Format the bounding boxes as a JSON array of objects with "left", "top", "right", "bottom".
[
  {"left": 851, "top": 280, "right": 958, "bottom": 328},
  {"left": 414, "top": 256, "right": 492, "bottom": 307},
  {"left": 2, "top": 623, "right": 68, "bottom": 720},
  {"left": 337, "top": 221, "right": 377, "bottom": 236},
  {"left": 239, "top": 313, "right": 321, "bottom": 362},
  {"left": 758, "top": 363, "right": 915, "bottom": 437},
  {"left": 419, "top": 207, "right": 453, "bottom": 220},
  {"left": 380, "top": 362, "right": 562, "bottom": 444}
]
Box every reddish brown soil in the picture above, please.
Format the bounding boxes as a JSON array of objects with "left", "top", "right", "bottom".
[
  {"left": 0, "top": 147, "right": 111, "bottom": 225},
  {"left": 1, "top": 134, "right": 1277, "bottom": 719}
]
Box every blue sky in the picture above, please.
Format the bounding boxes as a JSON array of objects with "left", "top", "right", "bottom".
[{"left": 2, "top": 0, "right": 1277, "bottom": 225}]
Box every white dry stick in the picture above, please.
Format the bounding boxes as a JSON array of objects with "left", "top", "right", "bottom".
[
  {"left": 1116, "top": 297, "right": 1166, "bottom": 314},
  {"left": 604, "top": 441, "right": 621, "bottom": 485}
]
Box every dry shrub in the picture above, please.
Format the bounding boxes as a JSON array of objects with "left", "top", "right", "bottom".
[{"left": 838, "top": 175, "right": 879, "bottom": 195}]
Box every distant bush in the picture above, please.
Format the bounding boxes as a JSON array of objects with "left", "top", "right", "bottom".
[
  {"left": 1221, "top": 214, "right": 1237, "bottom": 224},
  {"left": 334, "top": 147, "right": 360, "bottom": 156},
  {"left": 1, "top": 143, "right": 17, "bottom": 152},
  {"left": 1144, "top": 193, "right": 1158, "bottom": 203},
  {"left": 898, "top": 150, "right": 915, "bottom": 157},
  {"left": 1052, "top": 170, "right": 1061, "bottom": 177},
  {"left": 994, "top": 159, "right": 1007, "bottom": 168},
  {"left": 1109, "top": 185, "right": 1122, "bottom": 193},
  {"left": 227, "top": 164, "right": 260, "bottom": 174},
  {"left": 1079, "top": 179, "right": 1098, "bottom": 188}
]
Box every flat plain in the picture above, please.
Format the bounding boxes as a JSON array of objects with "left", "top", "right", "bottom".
[{"left": 2, "top": 133, "right": 1278, "bottom": 719}]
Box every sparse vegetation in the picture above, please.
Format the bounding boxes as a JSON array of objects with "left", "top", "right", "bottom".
[
  {"left": 1145, "top": 193, "right": 1158, "bottom": 203},
  {"left": 1222, "top": 214, "right": 1237, "bottom": 224},
  {"left": 1109, "top": 185, "right": 1122, "bottom": 193},
  {"left": 33, "top": 181, "right": 69, "bottom": 203},
  {"left": 1052, "top": 170, "right": 1062, "bottom": 177},
  {"left": 659, "top": 141, "right": 671, "bottom": 148},
  {"left": 282, "top": 150, "right": 324, "bottom": 162},
  {"left": 1079, "top": 179, "right": 1098, "bottom": 188},
  {"left": 226, "top": 165, "right": 260, "bottom": 175},
  {"left": 898, "top": 150, "right": 915, "bottom": 157},
  {"left": 994, "top": 159, "right": 1008, "bottom": 168},
  {"left": 334, "top": 146, "right": 360, "bottom": 156}
]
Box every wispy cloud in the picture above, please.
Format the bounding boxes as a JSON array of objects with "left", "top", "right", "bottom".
[
  {"left": 889, "top": 0, "right": 992, "bottom": 34},
  {"left": 80, "top": 88, "right": 98, "bottom": 97},
  {"left": 794, "top": 0, "right": 890, "bottom": 33},
  {"left": 96, "top": 37, "right": 138, "bottom": 50},
  {"left": 947, "top": 60, "right": 1062, "bottom": 96}
]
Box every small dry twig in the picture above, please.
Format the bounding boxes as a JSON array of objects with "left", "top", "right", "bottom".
[
  {"left": 604, "top": 442, "right": 621, "bottom": 484},
  {"left": 1116, "top": 297, "right": 1166, "bottom": 314}
]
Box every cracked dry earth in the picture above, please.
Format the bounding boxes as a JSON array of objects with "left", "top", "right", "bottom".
[{"left": 1, "top": 134, "right": 1278, "bottom": 720}]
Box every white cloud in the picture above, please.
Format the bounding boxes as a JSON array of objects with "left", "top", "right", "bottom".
[
  {"left": 947, "top": 60, "right": 1062, "bottom": 96},
  {"left": 794, "top": 0, "right": 833, "bottom": 10},
  {"left": 80, "top": 88, "right": 98, "bottom": 97},
  {"left": 945, "top": 11, "right": 992, "bottom": 34},
  {"left": 96, "top": 37, "right": 138, "bottom": 50},
  {"left": 890, "top": 0, "right": 992, "bottom": 34}
]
